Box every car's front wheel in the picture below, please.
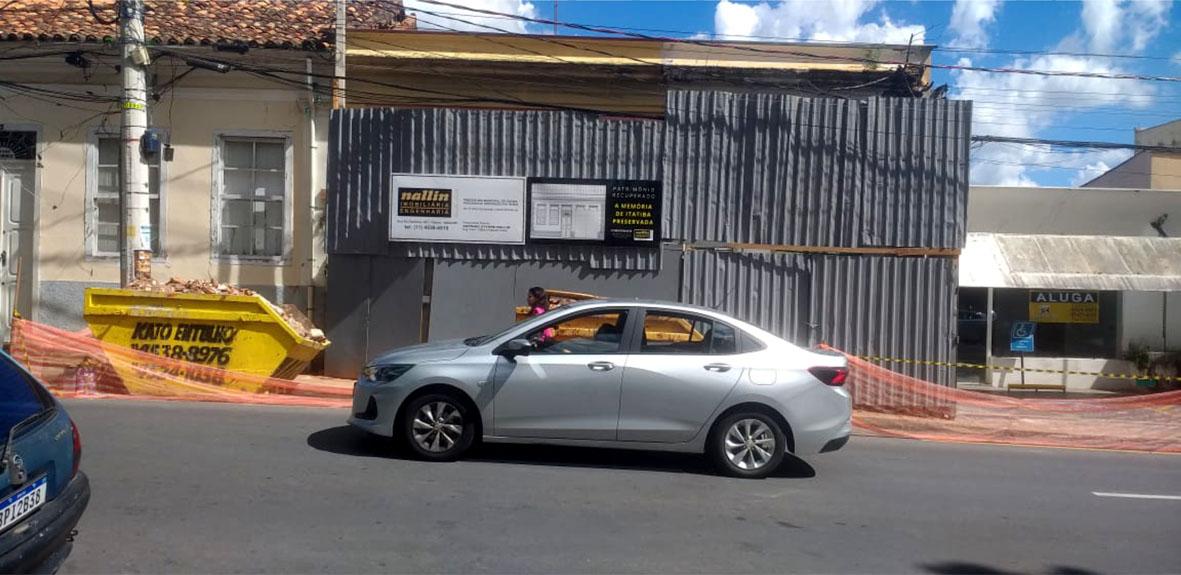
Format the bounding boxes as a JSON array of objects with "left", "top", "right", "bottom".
[
  {"left": 401, "top": 393, "right": 476, "bottom": 461},
  {"left": 710, "top": 412, "right": 786, "bottom": 479}
]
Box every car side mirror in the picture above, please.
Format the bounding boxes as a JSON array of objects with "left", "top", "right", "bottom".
[{"left": 495, "top": 338, "right": 532, "bottom": 358}]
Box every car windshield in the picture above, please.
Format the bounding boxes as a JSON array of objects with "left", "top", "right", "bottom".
[
  {"left": 464, "top": 308, "right": 565, "bottom": 346},
  {"left": 0, "top": 353, "right": 52, "bottom": 452}
]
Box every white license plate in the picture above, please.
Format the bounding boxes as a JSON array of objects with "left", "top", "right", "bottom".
[{"left": 0, "top": 476, "right": 48, "bottom": 534}]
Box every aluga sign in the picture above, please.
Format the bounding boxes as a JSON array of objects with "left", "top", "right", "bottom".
[
  {"left": 1028, "top": 290, "right": 1100, "bottom": 324},
  {"left": 1031, "top": 292, "right": 1098, "bottom": 304}
]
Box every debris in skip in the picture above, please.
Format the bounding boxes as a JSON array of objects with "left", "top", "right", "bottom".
[{"left": 126, "top": 277, "right": 327, "bottom": 343}]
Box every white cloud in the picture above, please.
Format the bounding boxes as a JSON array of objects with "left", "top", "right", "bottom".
[
  {"left": 957, "top": 0, "right": 1171, "bottom": 186},
  {"left": 1070, "top": 151, "right": 1134, "bottom": 186},
  {"left": 1126, "top": 0, "right": 1170, "bottom": 51},
  {"left": 706, "top": 0, "right": 1168, "bottom": 186},
  {"left": 955, "top": 53, "right": 1151, "bottom": 186},
  {"left": 1082, "top": 0, "right": 1170, "bottom": 53},
  {"left": 404, "top": 0, "right": 538, "bottom": 34},
  {"left": 714, "top": 0, "right": 925, "bottom": 44},
  {"left": 949, "top": 0, "right": 1002, "bottom": 49},
  {"left": 1081, "top": 0, "right": 1121, "bottom": 52}
]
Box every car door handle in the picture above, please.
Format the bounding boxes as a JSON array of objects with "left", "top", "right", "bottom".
[
  {"left": 704, "top": 363, "right": 731, "bottom": 373},
  {"left": 587, "top": 361, "right": 615, "bottom": 372}
]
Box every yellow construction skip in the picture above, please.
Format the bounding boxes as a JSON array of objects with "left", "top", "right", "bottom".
[{"left": 82, "top": 288, "right": 330, "bottom": 392}]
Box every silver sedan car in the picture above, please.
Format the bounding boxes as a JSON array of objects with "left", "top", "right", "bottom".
[{"left": 349, "top": 300, "right": 851, "bottom": 478}]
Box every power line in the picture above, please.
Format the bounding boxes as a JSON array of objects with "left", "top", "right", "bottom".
[
  {"left": 970, "top": 135, "right": 1181, "bottom": 152},
  {"left": 152, "top": 49, "right": 1181, "bottom": 155},
  {"left": 405, "top": 0, "right": 1181, "bottom": 84},
  {"left": 360, "top": 4, "right": 883, "bottom": 100},
  {"left": 86, "top": 0, "right": 117, "bottom": 25},
  {"left": 10, "top": 44, "right": 1172, "bottom": 167},
  {"left": 401, "top": 6, "right": 1178, "bottom": 62}
]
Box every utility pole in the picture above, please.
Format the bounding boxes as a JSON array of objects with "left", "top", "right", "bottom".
[
  {"left": 120, "top": 0, "right": 152, "bottom": 285},
  {"left": 332, "top": 0, "right": 346, "bottom": 108}
]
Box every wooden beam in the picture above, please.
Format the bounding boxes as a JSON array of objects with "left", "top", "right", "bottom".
[{"left": 685, "top": 242, "right": 961, "bottom": 258}]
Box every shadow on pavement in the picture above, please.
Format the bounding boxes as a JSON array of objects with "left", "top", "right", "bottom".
[
  {"left": 307, "top": 425, "right": 816, "bottom": 479},
  {"left": 306, "top": 425, "right": 395, "bottom": 459},
  {"left": 921, "top": 562, "right": 1103, "bottom": 575}
]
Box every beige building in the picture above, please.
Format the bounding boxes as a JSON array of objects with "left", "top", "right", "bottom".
[
  {"left": 0, "top": 0, "right": 410, "bottom": 339},
  {"left": 1084, "top": 118, "right": 1181, "bottom": 190},
  {"left": 960, "top": 185, "right": 1181, "bottom": 392}
]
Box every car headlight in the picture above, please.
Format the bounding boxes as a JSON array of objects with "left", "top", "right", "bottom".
[{"left": 363, "top": 364, "right": 414, "bottom": 383}]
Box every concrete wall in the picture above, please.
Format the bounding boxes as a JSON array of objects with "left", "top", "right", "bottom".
[
  {"left": 967, "top": 186, "right": 1181, "bottom": 236},
  {"left": 1121, "top": 291, "right": 1181, "bottom": 352},
  {"left": 0, "top": 56, "right": 329, "bottom": 332},
  {"left": 989, "top": 356, "right": 1143, "bottom": 393}
]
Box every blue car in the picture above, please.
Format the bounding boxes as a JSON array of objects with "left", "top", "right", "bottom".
[{"left": 0, "top": 352, "right": 90, "bottom": 574}]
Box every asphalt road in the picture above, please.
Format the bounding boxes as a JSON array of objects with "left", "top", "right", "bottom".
[{"left": 57, "top": 399, "right": 1180, "bottom": 575}]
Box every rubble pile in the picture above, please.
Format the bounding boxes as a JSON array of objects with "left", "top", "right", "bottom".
[
  {"left": 278, "top": 304, "right": 328, "bottom": 343},
  {"left": 128, "top": 277, "right": 326, "bottom": 342},
  {"left": 128, "top": 277, "right": 257, "bottom": 296}
]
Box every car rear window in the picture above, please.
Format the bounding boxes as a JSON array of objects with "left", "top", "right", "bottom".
[{"left": 0, "top": 354, "right": 52, "bottom": 447}]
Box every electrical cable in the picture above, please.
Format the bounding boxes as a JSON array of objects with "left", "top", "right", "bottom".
[
  {"left": 392, "top": 6, "right": 1179, "bottom": 62},
  {"left": 86, "top": 0, "right": 117, "bottom": 25},
  {"left": 403, "top": 0, "right": 1181, "bottom": 84}
]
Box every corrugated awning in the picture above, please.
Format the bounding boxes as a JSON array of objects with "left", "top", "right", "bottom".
[{"left": 959, "top": 233, "right": 1181, "bottom": 291}]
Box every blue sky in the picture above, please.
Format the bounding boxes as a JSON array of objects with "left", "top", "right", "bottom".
[{"left": 407, "top": 1, "right": 1181, "bottom": 187}]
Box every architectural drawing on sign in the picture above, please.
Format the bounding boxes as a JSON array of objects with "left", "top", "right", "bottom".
[{"left": 530, "top": 182, "right": 606, "bottom": 241}]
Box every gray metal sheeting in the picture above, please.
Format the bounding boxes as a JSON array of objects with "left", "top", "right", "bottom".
[
  {"left": 961, "top": 233, "right": 1181, "bottom": 291},
  {"left": 327, "top": 106, "right": 665, "bottom": 269},
  {"left": 326, "top": 91, "right": 969, "bottom": 388},
  {"left": 329, "top": 91, "right": 971, "bottom": 263},
  {"left": 664, "top": 92, "right": 970, "bottom": 249},
  {"left": 683, "top": 250, "right": 956, "bottom": 386}
]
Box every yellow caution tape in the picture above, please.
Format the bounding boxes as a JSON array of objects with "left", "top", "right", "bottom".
[
  {"left": 855, "top": 355, "right": 1181, "bottom": 383},
  {"left": 122, "top": 101, "right": 146, "bottom": 111}
]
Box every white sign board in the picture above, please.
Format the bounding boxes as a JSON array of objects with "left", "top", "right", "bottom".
[{"left": 389, "top": 174, "right": 526, "bottom": 244}]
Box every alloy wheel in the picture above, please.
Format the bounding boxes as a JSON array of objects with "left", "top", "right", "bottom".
[
  {"left": 412, "top": 401, "right": 463, "bottom": 453},
  {"left": 724, "top": 418, "right": 777, "bottom": 470}
]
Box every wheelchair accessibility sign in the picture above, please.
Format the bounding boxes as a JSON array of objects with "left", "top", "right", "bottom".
[{"left": 1010, "top": 321, "right": 1036, "bottom": 353}]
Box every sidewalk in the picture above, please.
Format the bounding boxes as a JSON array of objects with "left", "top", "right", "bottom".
[{"left": 956, "top": 382, "right": 1133, "bottom": 399}]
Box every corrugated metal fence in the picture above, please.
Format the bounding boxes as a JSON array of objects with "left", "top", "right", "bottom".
[
  {"left": 663, "top": 92, "right": 969, "bottom": 249},
  {"left": 327, "top": 90, "right": 970, "bottom": 387},
  {"left": 682, "top": 250, "right": 957, "bottom": 389},
  {"left": 328, "top": 106, "right": 665, "bottom": 270}
]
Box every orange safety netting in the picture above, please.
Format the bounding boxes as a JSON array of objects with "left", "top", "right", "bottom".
[
  {"left": 839, "top": 350, "right": 1181, "bottom": 454},
  {"left": 9, "top": 319, "right": 1181, "bottom": 453},
  {"left": 10, "top": 319, "right": 351, "bottom": 408}
]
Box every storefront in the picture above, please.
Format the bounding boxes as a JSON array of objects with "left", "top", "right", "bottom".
[{"left": 958, "top": 233, "right": 1181, "bottom": 391}]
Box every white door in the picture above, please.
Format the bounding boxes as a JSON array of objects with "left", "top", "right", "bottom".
[{"left": 0, "top": 130, "right": 37, "bottom": 342}]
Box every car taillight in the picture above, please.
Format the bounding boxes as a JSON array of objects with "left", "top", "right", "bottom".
[
  {"left": 70, "top": 419, "right": 81, "bottom": 479},
  {"left": 809, "top": 367, "right": 848, "bottom": 386}
]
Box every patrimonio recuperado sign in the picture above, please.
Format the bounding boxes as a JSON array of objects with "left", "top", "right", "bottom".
[{"left": 1028, "top": 290, "right": 1099, "bottom": 324}]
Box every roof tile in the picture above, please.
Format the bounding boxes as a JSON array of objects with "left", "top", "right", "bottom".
[{"left": 0, "top": 0, "right": 412, "bottom": 50}]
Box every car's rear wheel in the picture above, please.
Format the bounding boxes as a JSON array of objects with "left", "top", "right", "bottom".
[
  {"left": 710, "top": 412, "right": 786, "bottom": 479},
  {"left": 401, "top": 393, "right": 475, "bottom": 462}
]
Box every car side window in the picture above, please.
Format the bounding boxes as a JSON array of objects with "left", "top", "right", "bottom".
[
  {"left": 0, "top": 354, "right": 51, "bottom": 443},
  {"left": 738, "top": 330, "right": 766, "bottom": 353},
  {"left": 640, "top": 311, "right": 738, "bottom": 355},
  {"left": 526, "top": 310, "right": 630, "bottom": 355}
]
